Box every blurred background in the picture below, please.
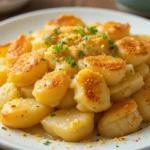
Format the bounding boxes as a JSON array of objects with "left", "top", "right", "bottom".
[{"left": 0, "top": 0, "right": 150, "bottom": 22}]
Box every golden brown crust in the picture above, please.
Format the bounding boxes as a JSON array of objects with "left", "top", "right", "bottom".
[
  {"left": 8, "top": 52, "right": 43, "bottom": 74},
  {"left": 85, "top": 55, "right": 126, "bottom": 71},
  {"left": 77, "top": 69, "right": 103, "bottom": 102},
  {"left": 102, "top": 98, "right": 137, "bottom": 122},
  {"left": 7, "top": 35, "right": 31, "bottom": 59},
  {"left": 117, "top": 37, "right": 148, "bottom": 55},
  {"left": 36, "top": 71, "right": 69, "bottom": 90},
  {"left": 47, "top": 14, "right": 85, "bottom": 27},
  {"left": 101, "top": 22, "right": 130, "bottom": 40}
]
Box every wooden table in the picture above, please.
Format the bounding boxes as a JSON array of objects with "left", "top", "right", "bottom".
[{"left": 0, "top": 0, "right": 149, "bottom": 149}]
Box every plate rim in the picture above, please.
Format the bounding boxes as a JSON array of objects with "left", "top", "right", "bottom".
[
  {"left": 0, "top": 7, "right": 150, "bottom": 26},
  {"left": 0, "top": 7, "right": 150, "bottom": 150}
]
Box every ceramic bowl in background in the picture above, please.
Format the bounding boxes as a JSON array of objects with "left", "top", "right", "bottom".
[
  {"left": 0, "top": 0, "right": 30, "bottom": 14},
  {"left": 114, "top": 0, "right": 150, "bottom": 16}
]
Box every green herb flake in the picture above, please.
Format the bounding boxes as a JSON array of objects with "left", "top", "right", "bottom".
[
  {"left": 116, "top": 145, "right": 119, "bottom": 148},
  {"left": 59, "top": 68, "right": 62, "bottom": 70},
  {"left": 101, "top": 33, "right": 108, "bottom": 40},
  {"left": 51, "top": 39, "right": 56, "bottom": 43},
  {"left": 50, "top": 113, "right": 56, "bottom": 117},
  {"left": 111, "top": 54, "right": 119, "bottom": 58},
  {"left": 78, "top": 50, "right": 85, "bottom": 57},
  {"left": 85, "top": 45, "right": 91, "bottom": 49},
  {"left": 2, "top": 127, "right": 6, "bottom": 130},
  {"left": 108, "top": 40, "right": 118, "bottom": 50},
  {"left": 44, "top": 33, "right": 51, "bottom": 40},
  {"left": 53, "top": 43, "right": 63, "bottom": 53},
  {"left": 67, "top": 38, "right": 72, "bottom": 41},
  {"left": 87, "top": 26, "right": 98, "bottom": 34},
  {"left": 82, "top": 36, "right": 89, "bottom": 41},
  {"left": 66, "top": 56, "right": 76, "bottom": 68},
  {"left": 54, "top": 28, "right": 60, "bottom": 35},
  {"left": 43, "top": 141, "right": 51, "bottom": 146},
  {"left": 59, "top": 40, "right": 66, "bottom": 44},
  {"left": 36, "top": 106, "right": 39, "bottom": 108},
  {"left": 74, "top": 29, "right": 80, "bottom": 33},
  {"left": 44, "top": 33, "right": 51, "bottom": 46},
  {"left": 74, "top": 28, "right": 85, "bottom": 37},
  {"left": 56, "top": 58, "right": 59, "bottom": 62},
  {"left": 130, "top": 69, "right": 133, "bottom": 73},
  {"left": 41, "top": 58, "right": 47, "bottom": 61},
  {"left": 85, "top": 64, "right": 87, "bottom": 67}
]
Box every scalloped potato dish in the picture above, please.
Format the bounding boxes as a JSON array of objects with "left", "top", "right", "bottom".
[{"left": 1, "top": 14, "right": 150, "bottom": 142}]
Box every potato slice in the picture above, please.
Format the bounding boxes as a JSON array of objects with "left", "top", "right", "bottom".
[
  {"left": 110, "top": 73, "right": 144, "bottom": 102},
  {"left": 45, "top": 14, "right": 85, "bottom": 30},
  {"left": 0, "top": 43, "right": 11, "bottom": 57},
  {"left": 70, "top": 69, "right": 111, "bottom": 112},
  {"left": 116, "top": 37, "right": 148, "bottom": 66},
  {"left": 0, "top": 66, "right": 7, "bottom": 86},
  {"left": 0, "top": 82, "right": 20, "bottom": 110},
  {"left": 57, "top": 89, "right": 76, "bottom": 109},
  {"left": 78, "top": 55, "right": 126, "bottom": 85},
  {"left": 100, "top": 22, "right": 130, "bottom": 41},
  {"left": 126, "top": 64, "right": 135, "bottom": 76},
  {"left": 98, "top": 98, "right": 142, "bottom": 138},
  {"left": 1, "top": 98, "right": 53, "bottom": 128},
  {"left": 41, "top": 108, "right": 94, "bottom": 142},
  {"left": 135, "top": 63, "right": 149, "bottom": 78},
  {"left": 33, "top": 71, "right": 70, "bottom": 107},
  {"left": 132, "top": 89, "right": 150, "bottom": 122},
  {"left": 8, "top": 52, "right": 48, "bottom": 87},
  {"left": 6, "top": 35, "right": 32, "bottom": 65},
  {"left": 144, "top": 73, "right": 150, "bottom": 89}
]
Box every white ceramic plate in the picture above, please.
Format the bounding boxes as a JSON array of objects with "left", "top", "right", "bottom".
[{"left": 0, "top": 7, "right": 150, "bottom": 150}]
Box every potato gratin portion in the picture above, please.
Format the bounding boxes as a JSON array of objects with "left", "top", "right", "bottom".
[{"left": 0, "top": 14, "right": 150, "bottom": 142}]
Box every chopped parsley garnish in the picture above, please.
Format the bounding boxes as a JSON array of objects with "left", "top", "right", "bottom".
[
  {"left": 53, "top": 43, "right": 63, "bottom": 53},
  {"left": 66, "top": 56, "right": 76, "bottom": 68},
  {"left": 87, "top": 26, "right": 98, "bottom": 34},
  {"left": 44, "top": 33, "right": 56, "bottom": 45},
  {"left": 74, "top": 28, "right": 85, "bottom": 36},
  {"left": 130, "top": 69, "right": 133, "bottom": 73},
  {"left": 78, "top": 50, "right": 85, "bottom": 57},
  {"left": 82, "top": 35, "right": 89, "bottom": 41},
  {"left": 85, "top": 64, "right": 87, "bottom": 67},
  {"left": 53, "top": 43, "right": 69, "bottom": 53},
  {"left": 65, "top": 47, "right": 69, "bottom": 51},
  {"left": 108, "top": 40, "right": 118, "bottom": 50},
  {"left": 116, "top": 145, "right": 119, "bottom": 148},
  {"left": 44, "top": 33, "right": 51, "bottom": 40},
  {"left": 67, "top": 38, "right": 72, "bottom": 41},
  {"left": 101, "top": 33, "right": 108, "bottom": 40},
  {"left": 43, "top": 141, "right": 51, "bottom": 146},
  {"left": 59, "top": 40, "right": 66, "bottom": 44},
  {"left": 2, "top": 127, "right": 6, "bottom": 130},
  {"left": 56, "top": 58, "right": 60, "bottom": 62},
  {"left": 41, "top": 58, "right": 47, "bottom": 61},
  {"left": 111, "top": 54, "right": 119, "bottom": 58},
  {"left": 36, "top": 106, "right": 39, "bottom": 107},
  {"left": 74, "top": 29, "right": 80, "bottom": 34},
  {"left": 54, "top": 28, "right": 60, "bottom": 35},
  {"left": 50, "top": 113, "right": 56, "bottom": 117},
  {"left": 85, "top": 45, "right": 91, "bottom": 49},
  {"left": 59, "top": 68, "right": 62, "bottom": 70}
]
